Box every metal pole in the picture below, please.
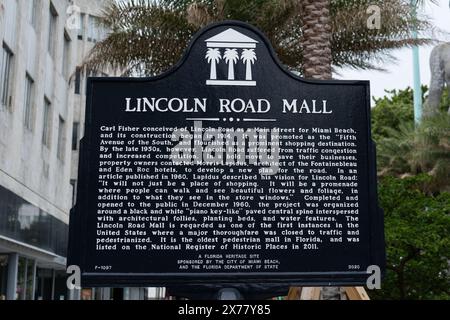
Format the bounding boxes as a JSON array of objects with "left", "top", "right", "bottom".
[
  {"left": 411, "top": 0, "right": 422, "bottom": 125},
  {"left": 51, "top": 269, "right": 55, "bottom": 300},
  {"left": 21, "top": 259, "right": 28, "bottom": 300},
  {"left": 31, "top": 260, "right": 37, "bottom": 300},
  {"left": 6, "top": 253, "right": 18, "bottom": 300}
]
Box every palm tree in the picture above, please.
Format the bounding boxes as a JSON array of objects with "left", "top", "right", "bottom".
[
  {"left": 241, "top": 49, "right": 257, "bottom": 81},
  {"left": 84, "top": 0, "right": 435, "bottom": 77},
  {"left": 223, "top": 48, "right": 239, "bottom": 80},
  {"left": 205, "top": 48, "right": 221, "bottom": 80},
  {"left": 300, "top": 0, "right": 332, "bottom": 79}
]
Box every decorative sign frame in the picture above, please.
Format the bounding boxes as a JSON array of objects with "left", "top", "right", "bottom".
[{"left": 68, "top": 21, "right": 385, "bottom": 287}]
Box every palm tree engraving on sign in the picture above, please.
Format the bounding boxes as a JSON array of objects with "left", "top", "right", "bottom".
[
  {"left": 205, "top": 28, "right": 258, "bottom": 86},
  {"left": 205, "top": 48, "right": 221, "bottom": 80},
  {"left": 241, "top": 49, "right": 257, "bottom": 81},
  {"left": 224, "top": 48, "right": 239, "bottom": 80}
]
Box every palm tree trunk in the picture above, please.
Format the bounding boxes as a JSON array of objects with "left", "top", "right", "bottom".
[
  {"left": 245, "top": 61, "right": 252, "bottom": 80},
  {"left": 293, "top": 0, "right": 335, "bottom": 300},
  {"left": 301, "top": 0, "right": 332, "bottom": 80},
  {"left": 228, "top": 62, "right": 234, "bottom": 80},
  {"left": 210, "top": 62, "right": 217, "bottom": 80}
]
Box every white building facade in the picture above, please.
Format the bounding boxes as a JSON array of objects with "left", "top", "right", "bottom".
[
  {"left": 0, "top": 0, "right": 78, "bottom": 300},
  {"left": 0, "top": 0, "right": 120, "bottom": 300},
  {"left": 69, "top": 0, "right": 163, "bottom": 301},
  {"left": 0, "top": 0, "right": 165, "bottom": 300}
]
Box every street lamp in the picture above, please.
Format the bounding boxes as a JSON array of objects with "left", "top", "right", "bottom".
[{"left": 411, "top": 0, "right": 422, "bottom": 125}]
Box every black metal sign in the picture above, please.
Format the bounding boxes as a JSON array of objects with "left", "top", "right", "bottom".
[{"left": 68, "top": 21, "right": 385, "bottom": 287}]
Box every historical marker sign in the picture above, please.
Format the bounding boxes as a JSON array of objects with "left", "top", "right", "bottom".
[{"left": 68, "top": 21, "right": 385, "bottom": 287}]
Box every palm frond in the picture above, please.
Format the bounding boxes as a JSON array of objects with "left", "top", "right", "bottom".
[
  {"left": 84, "top": 0, "right": 195, "bottom": 76},
  {"left": 84, "top": 0, "right": 441, "bottom": 75}
]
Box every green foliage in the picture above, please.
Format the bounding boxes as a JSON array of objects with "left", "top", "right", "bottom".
[
  {"left": 372, "top": 87, "right": 450, "bottom": 192},
  {"left": 370, "top": 175, "right": 450, "bottom": 300},
  {"left": 377, "top": 114, "right": 450, "bottom": 191},
  {"left": 88, "top": 0, "right": 434, "bottom": 75},
  {"left": 371, "top": 87, "right": 415, "bottom": 142},
  {"left": 371, "top": 87, "right": 450, "bottom": 300},
  {"left": 372, "top": 86, "right": 449, "bottom": 142}
]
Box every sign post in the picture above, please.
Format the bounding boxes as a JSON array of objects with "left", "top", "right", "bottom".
[{"left": 68, "top": 21, "right": 385, "bottom": 294}]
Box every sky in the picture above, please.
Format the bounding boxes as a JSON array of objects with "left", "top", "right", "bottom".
[{"left": 335, "top": 0, "right": 450, "bottom": 102}]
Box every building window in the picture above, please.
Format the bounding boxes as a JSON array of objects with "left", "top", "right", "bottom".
[
  {"left": 78, "top": 13, "right": 85, "bottom": 40},
  {"left": 24, "top": 73, "right": 34, "bottom": 130},
  {"left": 87, "top": 15, "right": 103, "bottom": 43},
  {"left": 17, "top": 257, "right": 36, "bottom": 300},
  {"left": 87, "top": 15, "right": 94, "bottom": 42},
  {"left": 74, "top": 67, "right": 81, "bottom": 94},
  {"left": 42, "top": 98, "right": 52, "bottom": 147},
  {"left": 63, "top": 31, "right": 71, "bottom": 79},
  {"left": 30, "top": 0, "right": 38, "bottom": 29},
  {"left": 0, "top": 186, "right": 69, "bottom": 261},
  {"left": 72, "top": 122, "right": 79, "bottom": 150},
  {"left": 48, "top": 3, "right": 58, "bottom": 57},
  {"left": 57, "top": 116, "right": 66, "bottom": 160},
  {"left": 1, "top": 43, "right": 13, "bottom": 108}
]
